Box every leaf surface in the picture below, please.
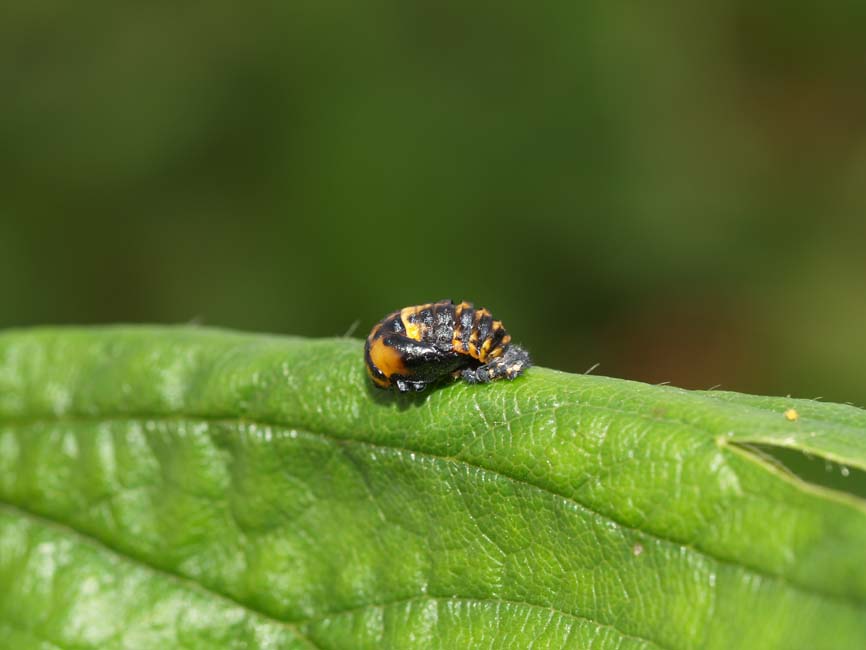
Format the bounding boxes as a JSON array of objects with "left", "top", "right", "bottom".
[{"left": 0, "top": 327, "right": 864, "bottom": 649}]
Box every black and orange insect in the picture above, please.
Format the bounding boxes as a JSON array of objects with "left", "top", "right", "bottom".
[{"left": 365, "top": 300, "right": 531, "bottom": 392}]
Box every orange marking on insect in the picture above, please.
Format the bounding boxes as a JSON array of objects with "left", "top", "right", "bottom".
[
  {"left": 400, "top": 307, "right": 423, "bottom": 341},
  {"left": 368, "top": 336, "right": 408, "bottom": 379},
  {"left": 488, "top": 347, "right": 504, "bottom": 359},
  {"left": 479, "top": 337, "right": 494, "bottom": 362}
]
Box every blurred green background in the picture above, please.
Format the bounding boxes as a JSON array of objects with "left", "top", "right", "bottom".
[{"left": 2, "top": 3, "right": 865, "bottom": 404}]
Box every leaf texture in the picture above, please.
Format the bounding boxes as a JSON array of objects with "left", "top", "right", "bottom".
[{"left": 0, "top": 327, "right": 864, "bottom": 649}]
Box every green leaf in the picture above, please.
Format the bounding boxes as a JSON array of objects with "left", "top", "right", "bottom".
[{"left": 0, "top": 326, "right": 864, "bottom": 649}]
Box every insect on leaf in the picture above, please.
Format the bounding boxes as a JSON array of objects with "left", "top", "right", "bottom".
[{"left": 0, "top": 327, "right": 864, "bottom": 649}]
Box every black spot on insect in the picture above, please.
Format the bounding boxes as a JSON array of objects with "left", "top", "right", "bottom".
[{"left": 365, "top": 299, "right": 531, "bottom": 393}]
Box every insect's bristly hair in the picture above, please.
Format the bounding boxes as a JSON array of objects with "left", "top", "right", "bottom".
[
  {"left": 504, "top": 344, "right": 531, "bottom": 370},
  {"left": 460, "top": 342, "right": 531, "bottom": 384},
  {"left": 432, "top": 300, "right": 457, "bottom": 349},
  {"left": 484, "top": 343, "right": 531, "bottom": 380},
  {"left": 459, "top": 304, "right": 474, "bottom": 353}
]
